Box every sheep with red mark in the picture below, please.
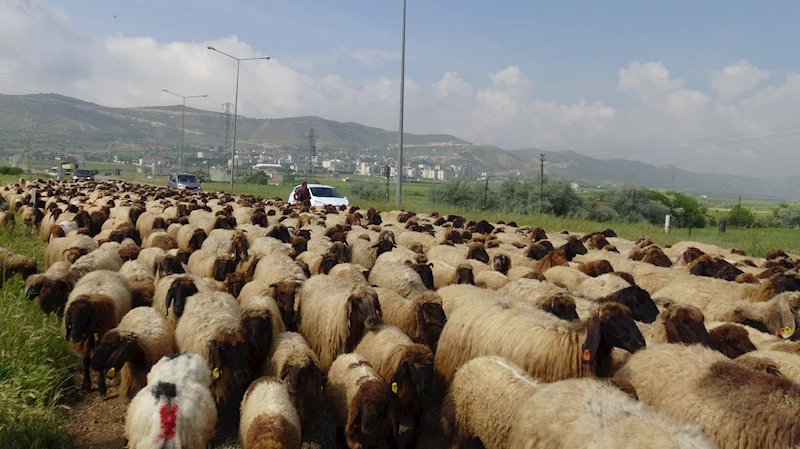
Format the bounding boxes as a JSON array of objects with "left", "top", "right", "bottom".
[
  {"left": 435, "top": 300, "right": 645, "bottom": 385},
  {"left": 125, "top": 352, "right": 217, "bottom": 449},
  {"left": 63, "top": 269, "right": 132, "bottom": 395},
  {"left": 296, "top": 275, "right": 382, "bottom": 373},
  {"left": 615, "top": 343, "right": 800, "bottom": 449},
  {"left": 239, "top": 376, "right": 302, "bottom": 449},
  {"left": 442, "top": 356, "right": 715, "bottom": 449},
  {"left": 90, "top": 306, "right": 175, "bottom": 398},
  {"left": 326, "top": 353, "right": 398, "bottom": 449},
  {"left": 265, "top": 331, "right": 322, "bottom": 426},
  {"left": 354, "top": 325, "right": 434, "bottom": 447},
  {"left": 175, "top": 291, "right": 251, "bottom": 408},
  {"left": 239, "top": 294, "right": 286, "bottom": 379}
]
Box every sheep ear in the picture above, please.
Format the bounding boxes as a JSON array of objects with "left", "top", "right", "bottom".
[
  {"left": 390, "top": 361, "right": 408, "bottom": 390},
  {"left": 165, "top": 288, "right": 175, "bottom": 317},
  {"left": 414, "top": 306, "right": 425, "bottom": 342},
  {"left": 346, "top": 295, "right": 354, "bottom": 330},
  {"left": 279, "top": 364, "right": 291, "bottom": 381},
  {"left": 582, "top": 317, "right": 601, "bottom": 365}
]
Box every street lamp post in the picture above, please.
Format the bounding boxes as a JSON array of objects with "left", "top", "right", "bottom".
[
  {"left": 207, "top": 46, "right": 270, "bottom": 190},
  {"left": 161, "top": 90, "right": 207, "bottom": 173},
  {"left": 397, "top": 0, "right": 407, "bottom": 209},
  {"left": 138, "top": 112, "right": 171, "bottom": 181}
]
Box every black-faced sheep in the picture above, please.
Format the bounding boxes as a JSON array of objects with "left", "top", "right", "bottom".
[
  {"left": 326, "top": 353, "right": 398, "bottom": 449},
  {"left": 44, "top": 234, "right": 99, "bottom": 268},
  {"left": 374, "top": 287, "right": 447, "bottom": 354},
  {"left": 574, "top": 273, "right": 659, "bottom": 323},
  {"left": 615, "top": 343, "right": 800, "bottom": 449},
  {"left": 90, "top": 306, "right": 175, "bottom": 398},
  {"left": 202, "top": 228, "right": 249, "bottom": 265},
  {"left": 118, "top": 260, "right": 155, "bottom": 308},
  {"left": 442, "top": 356, "right": 715, "bottom": 449},
  {"left": 264, "top": 332, "right": 322, "bottom": 427},
  {"left": 239, "top": 294, "right": 286, "bottom": 379},
  {"left": 354, "top": 325, "right": 434, "bottom": 447},
  {"left": 25, "top": 260, "right": 72, "bottom": 315},
  {"left": 239, "top": 376, "right": 302, "bottom": 449},
  {"left": 174, "top": 291, "right": 251, "bottom": 409},
  {"left": 63, "top": 270, "right": 132, "bottom": 395},
  {"left": 430, "top": 261, "right": 474, "bottom": 289},
  {"left": 125, "top": 352, "right": 217, "bottom": 449},
  {"left": 151, "top": 274, "right": 216, "bottom": 327},
  {"left": 435, "top": 300, "right": 645, "bottom": 385},
  {"left": 296, "top": 275, "right": 382, "bottom": 373},
  {"left": 187, "top": 248, "right": 236, "bottom": 282},
  {"left": 492, "top": 280, "right": 580, "bottom": 321}
]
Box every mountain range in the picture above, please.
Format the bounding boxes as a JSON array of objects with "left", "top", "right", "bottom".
[{"left": 0, "top": 93, "right": 798, "bottom": 200}]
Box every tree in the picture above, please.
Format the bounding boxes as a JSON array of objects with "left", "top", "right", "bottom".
[
  {"left": 647, "top": 190, "right": 706, "bottom": 228},
  {"left": 242, "top": 171, "right": 270, "bottom": 185},
  {"left": 427, "top": 178, "right": 486, "bottom": 208},
  {"left": 727, "top": 205, "right": 755, "bottom": 227},
  {"left": 605, "top": 186, "right": 670, "bottom": 224},
  {"left": 778, "top": 205, "right": 800, "bottom": 228},
  {"left": 349, "top": 181, "right": 387, "bottom": 202}
]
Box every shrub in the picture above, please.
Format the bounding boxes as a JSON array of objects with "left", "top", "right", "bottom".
[
  {"left": 0, "top": 166, "right": 23, "bottom": 175},
  {"left": 427, "top": 178, "right": 486, "bottom": 208},
  {"left": 350, "top": 181, "right": 388, "bottom": 202},
  {"left": 777, "top": 205, "right": 800, "bottom": 228},
  {"left": 648, "top": 190, "right": 706, "bottom": 228},
  {"left": 605, "top": 186, "right": 670, "bottom": 225},
  {"left": 727, "top": 205, "right": 755, "bottom": 227},
  {"left": 242, "top": 171, "right": 270, "bottom": 185}
]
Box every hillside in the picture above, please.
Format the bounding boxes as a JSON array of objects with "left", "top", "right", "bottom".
[{"left": 0, "top": 93, "right": 470, "bottom": 152}]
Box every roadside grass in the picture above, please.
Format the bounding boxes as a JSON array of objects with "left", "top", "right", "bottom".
[{"left": 0, "top": 223, "right": 77, "bottom": 449}]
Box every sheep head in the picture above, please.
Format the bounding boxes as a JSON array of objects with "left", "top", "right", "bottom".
[
  {"left": 579, "top": 260, "right": 614, "bottom": 278},
  {"left": 390, "top": 344, "right": 434, "bottom": 407},
  {"left": 491, "top": 254, "right": 511, "bottom": 275},
  {"left": 212, "top": 257, "right": 236, "bottom": 282},
  {"left": 455, "top": 264, "right": 474, "bottom": 285},
  {"left": 347, "top": 285, "right": 382, "bottom": 337},
  {"left": 165, "top": 277, "right": 199, "bottom": 318},
  {"left": 410, "top": 263, "right": 435, "bottom": 290},
  {"left": 64, "top": 296, "right": 115, "bottom": 345},
  {"left": 187, "top": 228, "right": 207, "bottom": 251},
  {"left": 270, "top": 281, "right": 300, "bottom": 331},
  {"left": 466, "top": 242, "right": 489, "bottom": 264},
  {"left": 281, "top": 361, "right": 322, "bottom": 402},
  {"left": 266, "top": 224, "right": 292, "bottom": 244},
  {"left": 347, "top": 379, "right": 398, "bottom": 448},
  {"left": 209, "top": 332, "right": 251, "bottom": 390},
  {"left": 319, "top": 254, "right": 339, "bottom": 275},
  {"left": 241, "top": 310, "right": 274, "bottom": 373},
  {"left": 530, "top": 226, "right": 547, "bottom": 242},
  {"left": 225, "top": 272, "right": 246, "bottom": 297},
  {"left": 560, "top": 238, "right": 588, "bottom": 261},
  {"left": 583, "top": 302, "right": 645, "bottom": 377},
  {"left": 598, "top": 286, "right": 659, "bottom": 324},
  {"left": 90, "top": 329, "right": 143, "bottom": 395},
  {"left": 155, "top": 255, "right": 185, "bottom": 278},
  {"left": 660, "top": 304, "right": 711, "bottom": 347},
  {"left": 708, "top": 324, "right": 757, "bottom": 359},
  {"left": 291, "top": 236, "right": 307, "bottom": 256},
  {"left": 540, "top": 293, "right": 579, "bottom": 321}
]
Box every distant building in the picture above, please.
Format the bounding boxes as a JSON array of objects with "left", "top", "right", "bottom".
[{"left": 570, "top": 182, "right": 580, "bottom": 190}]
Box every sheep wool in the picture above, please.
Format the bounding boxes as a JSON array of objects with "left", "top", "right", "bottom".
[
  {"left": 735, "top": 349, "right": 800, "bottom": 383},
  {"left": 239, "top": 377, "right": 302, "bottom": 449},
  {"left": 125, "top": 353, "right": 217, "bottom": 449},
  {"left": 615, "top": 343, "right": 800, "bottom": 449},
  {"left": 118, "top": 260, "right": 156, "bottom": 308},
  {"left": 264, "top": 332, "right": 322, "bottom": 426},
  {"left": 374, "top": 287, "right": 446, "bottom": 353}
]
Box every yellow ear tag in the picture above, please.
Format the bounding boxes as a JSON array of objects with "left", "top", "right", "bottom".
[
  {"left": 230, "top": 252, "right": 236, "bottom": 259},
  {"left": 93, "top": 333, "right": 99, "bottom": 343},
  {"left": 781, "top": 326, "right": 793, "bottom": 338},
  {"left": 106, "top": 367, "right": 116, "bottom": 379},
  {"left": 391, "top": 382, "right": 398, "bottom": 394},
  {"left": 212, "top": 368, "right": 220, "bottom": 379}
]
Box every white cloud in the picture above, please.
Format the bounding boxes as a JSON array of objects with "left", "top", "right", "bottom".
[
  {"left": 711, "top": 60, "right": 771, "bottom": 101},
  {"left": 348, "top": 49, "right": 400, "bottom": 68},
  {"left": 2, "top": 0, "right": 800, "bottom": 177}
]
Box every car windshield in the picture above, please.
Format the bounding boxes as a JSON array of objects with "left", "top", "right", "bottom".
[
  {"left": 310, "top": 187, "right": 343, "bottom": 198},
  {"left": 177, "top": 174, "right": 198, "bottom": 183},
  {"left": 74, "top": 170, "right": 91, "bottom": 175}
]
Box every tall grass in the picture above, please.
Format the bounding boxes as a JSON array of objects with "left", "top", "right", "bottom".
[{"left": 0, "top": 223, "right": 77, "bottom": 449}]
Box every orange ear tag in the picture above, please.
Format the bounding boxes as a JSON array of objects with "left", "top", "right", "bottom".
[{"left": 582, "top": 349, "right": 591, "bottom": 361}]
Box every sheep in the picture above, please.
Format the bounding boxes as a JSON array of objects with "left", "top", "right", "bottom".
[
  {"left": 174, "top": 223, "right": 207, "bottom": 253},
  {"left": 573, "top": 273, "right": 659, "bottom": 323},
  {"left": 534, "top": 249, "right": 568, "bottom": 272},
  {"left": 239, "top": 294, "right": 287, "bottom": 379},
  {"left": 151, "top": 274, "right": 217, "bottom": 327},
  {"left": 296, "top": 275, "right": 382, "bottom": 373},
  {"left": 239, "top": 376, "right": 302, "bottom": 449},
  {"left": 368, "top": 258, "right": 433, "bottom": 298},
  {"left": 615, "top": 343, "right": 800, "bottom": 449},
  {"left": 707, "top": 323, "right": 758, "bottom": 358},
  {"left": 427, "top": 241, "right": 490, "bottom": 266},
  {"left": 328, "top": 263, "right": 370, "bottom": 286},
  {"left": 493, "top": 279, "right": 580, "bottom": 321},
  {"left": 706, "top": 321, "right": 800, "bottom": 355},
  {"left": 0, "top": 210, "right": 15, "bottom": 227},
  {"left": 134, "top": 210, "right": 168, "bottom": 240},
  {"left": 141, "top": 230, "right": 178, "bottom": 252},
  {"left": 90, "top": 306, "right": 175, "bottom": 399},
  {"left": 474, "top": 270, "right": 510, "bottom": 290},
  {"left": 187, "top": 248, "right": 236, "bottom": 282},
  {"left": 264, "top": 332, "right": 322, "bottom": 426},
  {"left": 435, "top": 300, "right": 645, "bottom": 385},
  {"left": 688, "top": 254, "right": 743, "bottom": 281},
  {"left": 542, "top": 265, "right": 590, "bottom": 291},
  {"left": 0, "top": 247, "right": 37, "bottom": 285},
  {"left": 174, "top": 291, "right": 251, "bottom": 408},
  {"left": 63, "top": 247, "right": 123, "bottom": 286},
  {"left": 117, "top": 260, "right": 155, "bottom": 308},
  {"left": 136, "top": 247, "right": 185, "bottom": 278},
  {"left": 431, "top": 261, "right": 474, "bottom": 289},
  {"left": 44, "top": 234, "right": 99, "bottom": 268},
  {"left": 750, "top": 271, "right": 800, "bottom": 302},
  {"left": 249, "top": 236, "right": 294, "bottom": 258},
  {"left": 735, "top": 349, "right": 800, "bottom": 383},
  {"left": 25, "top": 260, "right": 71, "bottom": 315},
  {"left": 202, "top": 228, "right": 249, "bottom": 265},
  {"left": 374, "top": 287, "right": 447, "bottom": 354},
  {"left": 442, "top": 356, "right": 715, "bottom": 449},
  {"left": 354, "top": 325, "right": 434, "bottom": 447},
  {"left": 578, "top": 259, "right": 615, "bottom": 277},
  {"left": 125, "top": 352, "right": 217, "bottom": 449},
  {"left": 326, "top": 353, "right": 398, "bottom": 449},
  {"left": 654, "top": 282, "right": 796, "bottom": 338},
  {"left": 63, "top": 269, "right": 132, "bottom": 395},
  {"left": 347, "top": 230, "right": 397, "bottom": 270}
]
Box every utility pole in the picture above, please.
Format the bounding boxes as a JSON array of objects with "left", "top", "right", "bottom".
[
  {"left": 308, "top": 128, "right": 317, "bottom": 181},
  {"left": 396, "top": 0, "right": 407, "bottom": 209},
  {"left": 539, "top": 154, "right": 546, "bottom": 214},
  {"left": 222, "top": 102, "right": 233, "bottom": 183},
  {"left": 483, "top": 174, "right": 490, "bottom": 209},
  {"left": 671, "top": 163, "right": 676, "bottom": 191}
]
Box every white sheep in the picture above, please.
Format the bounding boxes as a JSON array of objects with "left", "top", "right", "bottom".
[{"left": 239, "top": 376, "right": 302, "bottom": 449}]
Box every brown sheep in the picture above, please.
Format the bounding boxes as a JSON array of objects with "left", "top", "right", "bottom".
[
  {"left": 708, "top": 323, "right": 757, "bottom": 359},
  {"left": 490, "top": 254, "right": 511, "bottom": 275},
  {"left": 579, "top": 259, "right": 614, "bottom": 277},
  {"left": 525, "top": 241, "right": 554, "bottom": 260}
]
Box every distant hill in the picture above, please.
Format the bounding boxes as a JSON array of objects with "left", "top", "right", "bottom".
[{"left": 1, "top": 93, "right": 799, "bottom": 199}]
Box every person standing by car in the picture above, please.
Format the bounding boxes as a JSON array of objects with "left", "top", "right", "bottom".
[{"left": 294, "top": 181, "right": 311, "bottom": 207}]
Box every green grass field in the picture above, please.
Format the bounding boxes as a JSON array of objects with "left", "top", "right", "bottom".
[{"left": 0, "top": 223, "right": 77, "bottom": 449}]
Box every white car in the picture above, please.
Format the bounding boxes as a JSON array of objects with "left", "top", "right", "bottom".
[{"left": 287, "top": 184, "right": 350, "bottom": 208}]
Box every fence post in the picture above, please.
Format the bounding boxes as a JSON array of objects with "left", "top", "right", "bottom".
[
  {"left": 718, "top": 219, "right": 726, "bottom": 234},
  {"left": 664, "top": 215, "right": 672, "bottom": 234}
]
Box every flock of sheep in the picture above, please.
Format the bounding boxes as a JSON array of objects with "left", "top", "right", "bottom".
[{"left": 3, "top": 177, "right": 800, "bottom": 449}]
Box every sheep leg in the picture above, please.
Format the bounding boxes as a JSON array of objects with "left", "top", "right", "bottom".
[
  {"left": 81, "top": 353, "right": 91, "bottom": 390},
  {"left": 406, "top": 415, "right": 423, "bottom": 449},
  {"left": 97, "top": 370, "right": 107, "bottom": 397}
]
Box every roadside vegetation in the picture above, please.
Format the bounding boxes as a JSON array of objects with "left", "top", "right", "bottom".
[{"left": 0, "top": 223, "right": 76, "bottom": 449}]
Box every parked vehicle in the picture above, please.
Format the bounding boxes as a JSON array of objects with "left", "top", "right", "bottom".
[
  {"left": 287, "top": 183, "right": 350, "bottom": 207},
  {"left": 72, "top": 169, "right": 95, "bottom": 182},
  {"left": 167, "top": 173, "right": 202, "bottom": 191}
]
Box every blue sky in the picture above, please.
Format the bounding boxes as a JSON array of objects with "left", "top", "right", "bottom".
[{"left": 3, "top": 0, "right": 800, "bottom": 176}]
